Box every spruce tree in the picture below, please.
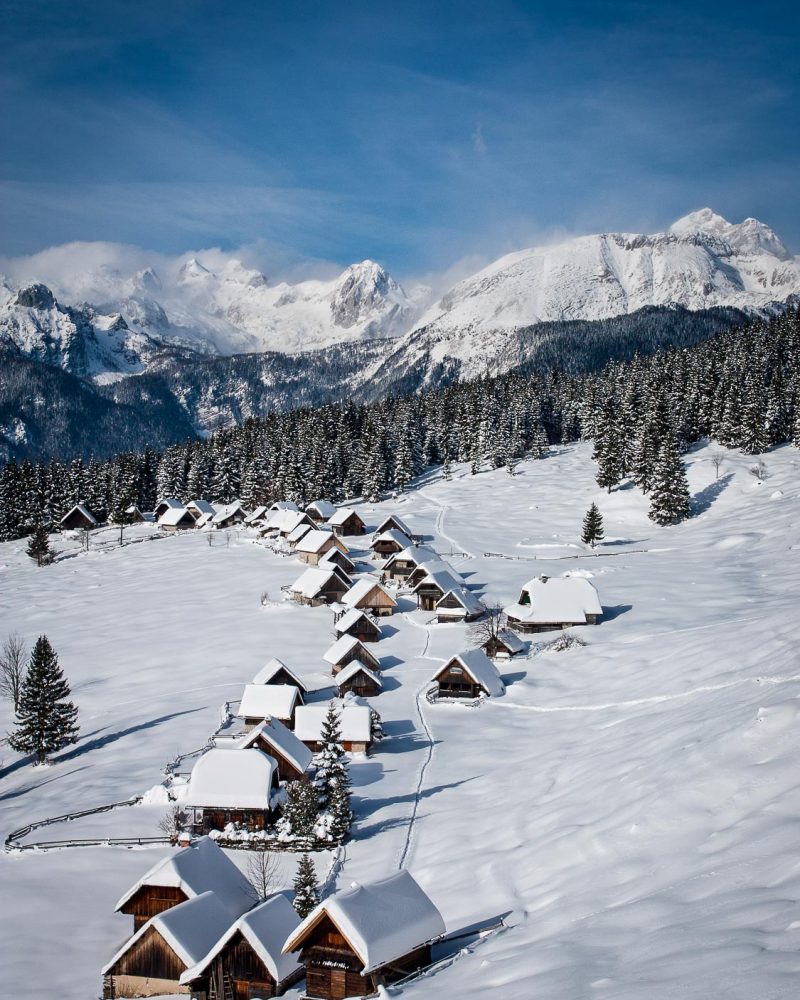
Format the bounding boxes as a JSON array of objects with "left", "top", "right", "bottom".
[
  {"left": 9, "top": 636, "right": 79, "bottom": 764},
  {"left": 293, "top": 853, "right": 320, "bottom": 918},
  {"left": 581, "top": 503, "right": 604, "bottom": 548},
  {"left": 277, "top": 777, "right": 319, "bottom": 841},
  {"left": 312, "top": 703, "right": 353, "bottom": 843},
  {"left": 648, "top": 435, "right": 691, "bottom": 526},
  {"left": 26, "top": 525, "right": 52, "bottom": 567}
]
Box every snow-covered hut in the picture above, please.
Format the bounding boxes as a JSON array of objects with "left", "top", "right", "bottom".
[
  {"left": 293, "top": 703, "right": 372, "bottom": 753},
  {"left": 289, "top": 567, "right": 350, "bottom": 607},
  {"left": 281, "top": 870, "right": 445, "bottom": 999},
  {"left": 268, "top": 501, "right": 300, "bottom": 513},
  {"left": 235, "top": 719, "right": 313, "bottom": 782},
  {"left": 264, "top": 509, "right": 316, "bottom": 538},
  {"left": 252, "top": 657, "right": 308, "bottom": 695},
  {"left": 306, "top": 499, "right": 338, "bottom": 522},
  {"left": 154, "top": 497, "right": 183, "bottom": 519},
  {"left": 113, "top": 835, "right": 253, "bottom": 932},
  {"left": 238, "top": 683, "right": 303, "bottom": 730},
  {"left": 407, "top": 558, "right": 459, "bottom": 590},
  {"left": 483, "top": 629, "right": 526, "bottom": 659},
  {"left": 180, "top": 893, "right": 304, "bottom": 998},
  {"left": 341, "top": 577, "right": 397, "bottom": 617},
  {"left": 60, "top": 502, "right": 98, "bottom": 531},
  {"left": 413, "top": 566, "right": 466, "bottom": 611},
  {"left": 326, "top": 507, "right": 366, "bottom": 536},
  {"left": 382, "top": 544, "right": 438, "bottom": 581},
  {"left": 124, "top": 504, "right": 151, "bottom": 523},
  {"left": 318, "top": 546, "right": 356, "bottom": 576},
  {"left": 186, "top": 498, "right": 216, "bottom": 521},
  {"left": 244, "top": 504, "right": 269, "bottom": 526},
  {"left": 374, "top": 514, "right": 414, "bottom": 539},
  {"left": 185, "top": 748, "right": 280, "bottom": 834},
  {"left": 295, "top": 529, "right": 349, "bottom": 565},
  {"left": 370, "top": 528, "right": 412, "bottom": 558},
  {"left": 334, "top": 608, "right": 382, "bottom": 644},
  {"left": 435, "top": 587, "right": 484, "bottom": 623},
  {"left": 102, "top": 890, "right": 235, "bottom": 999},
  {"left": 505, "top": 574, "right": 603, "bottom": 633},
  {"left": 334, "top": 661, "right": 383, "bottom": 698},
  {"left": 323, "top": 635, "right": 381, "bottom": 675},
  {"left": 432, "top": 649, "right": 505, "bottom": 699},
  {"left": 159, "top": 506, "right": 196, "bottom": 531},
  {"left": 286, "top": 520, "right": 315, "bottom": 547},
  {"left": 211, "top": 501, "right": 247, "bottom": 529}
]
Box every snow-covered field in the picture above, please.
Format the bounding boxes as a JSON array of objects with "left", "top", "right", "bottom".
[{"left": 1, "top": 440, "right": 800, "bottom": 999}]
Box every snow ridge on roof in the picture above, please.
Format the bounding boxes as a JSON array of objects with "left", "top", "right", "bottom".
[
  {"left": 186, "top": 748, "right": 277, "bottom": 810},
  {"left": 374, "top": 514, "right": 413, "bottom": 537},
  {"left": 252, "top": 657, "right": 307, "bottom": 691},
  {"left": 236, "top": 719, "right": 313, "bottom": 775},
  {"left": 283, "top": 870, "right": 445, "bottom": 973},
  {"left": 212, "top": 501, "right": 245, "bottom": 524},
  {"left": 441, "top": 648, "right": 505, "bottom": 696},
  {"left": 238, "top": 684, "right": 301, "bottom": 720}
]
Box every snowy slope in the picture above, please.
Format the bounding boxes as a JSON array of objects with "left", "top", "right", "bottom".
[{"left": 1, "top": 441, "right": 800, "bottom": 999}]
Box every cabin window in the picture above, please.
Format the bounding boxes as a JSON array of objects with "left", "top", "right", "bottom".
[{"left": 449, "top": 666, "right": 463, "bottom": 674}]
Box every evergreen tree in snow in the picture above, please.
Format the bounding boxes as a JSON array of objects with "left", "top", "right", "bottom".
[
  {"left": 648, "top": 434, "right": 691, "bottom": 526},
  {"left": 581, "top": 503, "right": 604, "bottom": 549},
  {"left": 292, "top": 853, "right": 320, "bottom": 918},
  {"left": 312, "top": 703, "right": 352, "bottom": 843},
  {"left": 593, "top": 400, "right": 623, "bottom": 492},
  {"left": 26, "top": 525, "right": 52, "bottom": 566},
  {"left": 277, "top": 777, "right": 319, "bottom": 841},
  {"left": 9, "top": 636, "right": 79, "bottom": 764}
]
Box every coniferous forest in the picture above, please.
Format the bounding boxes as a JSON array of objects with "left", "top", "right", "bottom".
[{"left": 1, "top": 309, "right": 798, "bottom": 542}]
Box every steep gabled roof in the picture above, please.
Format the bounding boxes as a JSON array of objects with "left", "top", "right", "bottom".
[
  {"left": 236, "top": 719, "right": 313, "bottom": 775},
  {"left": 342, "top": 576, "right": 397, "bottom": 609},
  {"left": 493, "top": 629, "right": 526, "bottom": 654},
  {"left": 327, "top": 507, "right": 364, "bottom": 528},
  {"left": 435, "top": 587, "right": 484, "bottom": 617},
  {"left": 306, "top": 499, "right": 338, "bottom": 520},
  {"left": 437, "top": 648, "right": 505, "bottom": 697},
  {"left": 335, "top": 660, "right": 382, "bottom": 689},
  {"left": 252, "top": 657, "right": 307, "bottom": 692},
  {"left": 286, "top": 521, "right": 315, "bottom": 545},
  {"left": 187, "top": 498, "right": 216, "bottom": 516},
  {"left": 295, "top": 528, "right": 344, "bottom": 555},
  {"left": 370, "top": 528, "right": 412, "bottom": 550},
  {"left": 268, "top": 501, "right": 300, "bottom": 513},
  {"left": 506, "top": 575, "right": 602, "bottom": 624},
  {"left": 384, "top": 543, "right": 436, "bottom": 569},
  {"left": 335, "top": 608, "right": 382, "bottom": 637},
  {"left": 290, "top": 566, "right": 343, "bottom": 599},
  {"left": 282, "top": 870, "right": 445, "bottom": 974},
  {"left": 374, "top": 514, "right": 413, "bottom": 538},
  {"left": 244, "top": 505, "right": 269, "bottom": 524},
  {"left": 181, "top": 893, "right": 303, "bottom": 986},
  {"left": 323, "top": 634, "right": 373, "bottom": 666},
  {"left": 114, "top": 835, "right": 253, "bottom": 916},
  {"left": 211, "top": 501, "right": 246, "bottom": 524},
  {"left": 413, "top": 566, "right": 465, "bottom": 595},
  {"left": 158, "top": 506, "right": 195, "bottom": 526},
  {"left": 60, "top": 502, "right": 97, "bottom": 526},
  {"left": 156, "top": 497, "right": 183, "bottom": 511},
  {"left": 238, "top": 684, "right": 301, "bottom": 721},
  {"left": 186, "top": 748, "right": 277, "bottom": 810}
]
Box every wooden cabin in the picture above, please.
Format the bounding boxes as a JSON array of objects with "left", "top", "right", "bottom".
[
  {"left": 413, "top": 567, "right": 465, "bottom": 612},
  {"left": 294, "top": 704, "right": 372, "bottom": 754},
  {"left": 159, "top": 507, "right": 196, "bottom": 532},
  {"left": 114, "top": 836, "right": 254, "bottom": 933},
  {"left": 289, "top": 568, "right": 349, "bottom": 607},
  {"left": 124, "top": 505, "right": 149, "bottom": 524},
  {"left": 295, "top": 530, "right": 349, "bottom": 566},
  {"left": 323, "top": 635, "right": 381, "bottom": 675},
  {"left": 306, "top": 499, "right": 338, "bottom": 523},
  {"left": 334, "top": 608, "right": 382, "bottom": 644},
  {"left": 211, "top": 502, "right": 247, "bottom": 529},
  {"left": 102, "top": 891, "right": 235, "bottom": 999},
  {"left": 186, "top": 748, "right": 279, "bottom": 834},
  {"left": 282, "top": 871, "right": 445, "bottom": 1000},
  {"left": 335, "top": 661, "right": 382, "bottom": 698},
  {"left": 180, "top": 895, "right": 304, "bottom": 1000},
  {"left": 252, "top": 658, "right": 309, "bottom": 696},
  {"left": 370, "top": 528, "right": 412, "bottom": 559},
  {"left": 435, "top": 588, "right": 484, "bottom": 623},
  {"left": 237, "top": 684, "right": 303, "bottom": 731},
  {"left": 327, "top": 508, "right": 366, "bottom": 536},
  {"left": 186, "top": 499, "right": 216, "bottom": 521},
  {"left": 264, "top": 509, "right": 316, "bottom": 539},
  {"left": 432, "top": 649, "right": 505, "bottom": 699},
  {"left": 318, "top": 547, "right": 356, "bottom": 576},
  {"left": 341, "top": 577, "right": 397, "bottom": 617},
  {"left": 483, "top": 629, "right": 526, "bottom": 659},
  {"left": 60, "top": 502, "right": 98, "bottom": 531},
  {"left": 505, "top": 574, "right": 603, "bottom": 633},
  {"left": 381, "top": 545, "right": 437, "bottom": 581},
  {"left": 374, "top": 514, "right": 415, "bottom": 539},
  {"left": 235, "top": 719, "right": 313, "bottom": 783},
  {"left": 154, "top": 497, "right": 183, "bottom": 519}
]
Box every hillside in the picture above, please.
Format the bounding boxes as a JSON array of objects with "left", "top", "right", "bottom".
[{"left": 1, "top": 441, "right": 799, "bottom": 999}]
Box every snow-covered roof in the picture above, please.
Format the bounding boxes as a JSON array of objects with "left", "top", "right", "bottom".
[
  {"left": 384, "top": 544, "right": 438, "bottom": 569},
  {"left": 114, "top": 835, "right": 254, "bottom": 916},
  {"left": 158, "top": 506, "right": 194, "bottom": 526},
  {"left": 267, "top": 509, "right": 314, "bottom": 535},
  {"left": 181, "top": 893, "right": 303, "bottom": 986},
  {"left": 438, "top": 649, "right": 505, "bottom": 697},
  {"left": 252, "top": 657, "right": 307, "bottom": 691},
  {"left": 374, "top": 515, "right": 413, "bottom": 538},
  {"left": 494, "top": 629, "right": 526, "bottom": 654},
  {"left": 435, "top": 587, "right": 484, "bottom": 617},
  {"left": 186, "top": 748, "right": 277, "bottom": 810},
  {"left": 322, "top": 634, "right": 374, "bottom": 666},
  {"left": 103, "top": 891, "right": 235, "bottom": 974},
  {"left": 187, "top": 498, "right": 216, "bottom": 515},
  {"left": 236, "top": 719, "right": 313, "bottom": 775},
  {"left": 294, "top": 703, "right": 372, "bottom": 744},
  {"left": 506, "top": 575, "right": 603, "bottom": 624},
  {"left": 342, "top": 576, "right": 396, "bottom": 609},
  {"left": 244, "top": 505, "right": 269, "bottom": 524},
  {"left": 156, "top": 497, "right": 183, "bottom": 511},
  {"left": 327, "top": 507, "right": 363, "bottom": 528},
  {"left": 306, "top": 499, "right": 338, "bottom": 520},
  {"left": 319, "top": 548, "right": 354, "bottom": 570},
  {"left": 290, "top": 566, "right": 342, "bottom": 599},
  {"left": 212, "top": 501, "right": 245, "bottom": 524},
  {"left": 413, "top": 565, "right": 465, "bottom": 594},
  {"left": 335, "top": 660, "right": 382, "bottom": 689},
  {"left": 283, "top": 870, "right": 445, "bottom": 973},
  {"left": 238, "top": 684, "right": 301, "bottom": 721},
  {"left": 295, "top": 529, "right": 344, "bottom": 555},
  {"left": 269, "top": 501, "right": 300, "bottom": 512},
  {"left": 60, "top": 502, "right": 97, "bottom": 526},
  {"left": 286, "top": 521, "right": 315, "bottom": 545},
  {"left": 370, "top": 528, "right": 412, "bottom": 549},
  {"left": 335, "top": 608, "right": 382, "bottom": 637}
]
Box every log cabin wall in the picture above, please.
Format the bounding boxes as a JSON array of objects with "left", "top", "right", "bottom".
[
  {"left": 120, "top": 885, "right": 187, "bottom": 931},
  {"left": 107, "top": 925, "right": 186, "bottom": 983},
  {"left": 435, "top": 664, "right": 480, "bottom": 698}
]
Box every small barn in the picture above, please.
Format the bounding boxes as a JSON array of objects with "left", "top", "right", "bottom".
[
  {"left": 286, "top": 521, "right": 315, "bottom": 547},
  {"left": 154, "top": 497, "right": 183, "bottom": 519},
  {"left": 341, "top": 577, "right": 397, "bottom": 617},
  {"left": 264, "top": 509, "right": 316, "bottom": 538},
  {"left": 102, "top": 890, "right": 234, "bottom": 999},
  {"left": 186, "top": 499, "right": 216, "bottom": 521},
  {"left": 374, "top": 514, "right": 414, "bottom": 539},
  {"left": 281, "top": 870, "right": 445, "bottom": 1000},
  {"left": 381, "top": 545, "right": 438, "bottom": 581},
  {"left": 306, "top": 499, "right": 338, "bottom": 523},
  {"left": 318, "top": 547, "right": 356, "bottom": 576},
  {"left": 505, "top": 574, "right": 603, "bottom": 633},
  {"left": 211, "top": 502, "right": 247, "bottom": 529},
  {"left": 60, "top": 502, "right": 98, "bottom": 531},
  {"left": 235, "top": 719, "right": 313, "bottom": 783},
  {"left": 483, "top": 629, "right": 526, "bottom": 659},
  {"left": 407, "top": 558, "right": 458, "bottom": 590},
  {"left": 180, "top": 893, "right": 304, "bottom": 1000},
  {"left": 413, "top": 567, "right": 467, "bottom": 611},
  {"left": 159, "top": 507, "right": 196, "bottom": 532},
  {"left": 237, "top": 684, "right": 303, "bottom": 730},
  {"left": 334, "top": 608, "right": 382, "bottom": 644},
  {"left": 295, "top": 530, "right": 349, "bottom": 566},
  {"left": 252, "top": 658, "right": 309, "bottom": 696},
  {"left": 435, "top": 587, "right": 484, "bottom": 623},
  {"left": 124, "top": 504, "right": 150, "bottom": 523},
  {"left": 186, "top": 748, "right": 279, "bottom": 834},
  {"left": 327, "top": 508, "right": 366, "bottom": 537},
  {"left": 334, "top": 661, "right": 382, "bottom": 698},
  {"left": 294, "top": 703, "right": 372, "bottom": 753},
  {"left": 289, "top": 567, "right": 350, "bottom": 607},
  {"left": 323, "top": 635, "right": 381, "bottom": 675},
  {"left": 114, "top": 836, "right": 253, "bottom": 933},
  {"left": 244, "top": 505, "right": 269, "bottom": 526},
  {"left": 370, "top": 528, "right": 412, "bottom": 559},
  {"left": 432, "top": 649, "right": 505, "bottom": 699}
]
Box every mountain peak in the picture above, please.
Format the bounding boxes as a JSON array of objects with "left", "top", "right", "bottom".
[
  {"left": 177, "top": 258, "right": 212, "bottom": 283},
  {"left": 670, "top": 208, "right": 789, "bottom": 260}
]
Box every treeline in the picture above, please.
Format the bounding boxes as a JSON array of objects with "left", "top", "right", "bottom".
[{"left": 1, "top": 309, "right": 798, "bottom": 541}]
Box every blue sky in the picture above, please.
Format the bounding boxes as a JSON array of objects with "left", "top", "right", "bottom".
[{"left": 0, "top": 0, "right": 798, "bottom": 278}]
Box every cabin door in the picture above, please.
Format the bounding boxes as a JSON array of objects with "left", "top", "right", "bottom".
[{"left": 330, "top": 969, "right": 348, "bottom": 1000}]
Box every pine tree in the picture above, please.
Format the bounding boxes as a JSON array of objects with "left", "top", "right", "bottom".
[
  {"left": 581, "top": 503, "right": 604, "bottom": 549},
  {"left": 648, "top": 434, "right": 691, "bottom": 526},
  {"left": 277, "top": 777, "right": 319, "bottom": 841},
  {"left": 9, "top": 636, "right": 79, "bottom": 764},
  {"left": 312, "top": 703, "right": 352, "bottom": 843},
  {"left": 293, "top": 853, "right": 320, "bottom": 918},
  {"left": 26, "top": 525, "right": 52, "bottom": 567}
]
